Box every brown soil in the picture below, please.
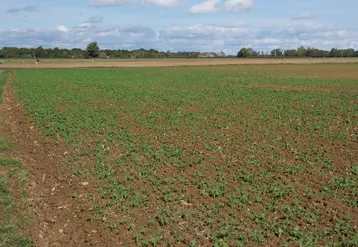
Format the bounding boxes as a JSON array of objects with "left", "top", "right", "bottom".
[
  {"left": 239, "top": 83, "right": 358, "bottom": 93},
  {"left": 1, "top": 65, "right": 357, "bottom": 246},
  {"left": 1, "top": 58, "right": 358, "bottom": 69},
  {"left": 203, "top": 63, "right": 358, "bottom": 80},
  {"left": 0, "top": 73, "right": 119, "bottom": 246}
]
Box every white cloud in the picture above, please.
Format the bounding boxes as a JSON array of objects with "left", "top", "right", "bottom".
[
  {"left": 86, "top": 15, "right": 104, "bottom": 23},
  {"left": 88, "top": 0, "right": 129, "bottom": 7},
  {"left": 223, "top": 0, "right": 253, "bottom": 12},
  {"left": 292, "top": 12, "right": 315, "bottom": 20},
  {"left": 142, "top": 0, "right": 179, "bottom": 7},
  {"left": 164, "top": 24, "right": 248, "bottom": 39},
  {"left": 287, "top": 22, "right": 324, "bottom": 35},
  {"left": 57, "top": 25, "right": 69, "bottom": 33},
  {"left": 78, "top": 23, "right": 93, "bottom": 28},
  {"left": 90, "top": 0, "right": 178, "bottom": 8},
  {"left": 1, "top": 20, "right": 357, "bottom": 54},
  {"left": 189, "top": 0, "right": 253, "bottom": 14},
  {"left": 253, "top": 38, "right": 281, "bottom": 45},
  {"left": 189, "top": 0, "right": 219, "bottom": 14},
  {"left": 6, "top": 4, "right": 39, "bottom": 13}
]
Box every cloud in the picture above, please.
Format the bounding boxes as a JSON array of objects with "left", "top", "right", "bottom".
[
  {"left": 89, "top": 0, "right": 178, "bottom": 8},
  {"left": 287, "top": 22, "right": 324, "bottom": 35},
  {"left": 223, "top": 0, "right": 253, "bottom": 12},
  {"left": 6, "top": 5, "right": 39, "bottom": 13},
  {"left": 94, "top": 25, "right": 159, "bottom": 47},
  {"left": 252, "top": 38, "right": 281, "bottom": 46},
  {"left": 189, "top": 0, "right": 219, "bottom": 14},
  {"left": 292, "top": 12, "right": 315, "bottom": 20},
  {"left": 57, "top": 25, "right": 69, "bottom": 33},
  {"left": 78, "top": 23, "right": 94, "bottom": 29},
  {"left": 87, "top": 15, "right": 104, "bottom": 23},
  {"left": 142, "top": 0, "right": 179, "bottom": 8},
  {"left": 189, "top": 0, "right": 252, "bottom": 14},
  {"left": 0, "top": 20, "right": 357, "bottom": 54},
  {"left": 1, "top": 28, "right": 65, "bottom": 48},
  {"left": 164, "top": 24, "right": 248, "bottom": 39},
  {"left": 88, "top": 0, "right": 129, "bottom": 7}
]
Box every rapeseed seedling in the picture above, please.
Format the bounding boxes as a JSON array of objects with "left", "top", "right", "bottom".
[{"left": 10, "top": 65, "right": 358, "bottom": 246}]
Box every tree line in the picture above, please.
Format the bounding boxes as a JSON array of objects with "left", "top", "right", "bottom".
[
  {"left": 1, "top": 42, "right": 357, "bottom": 59},
  {"left": 237, "top": 46, "right": 358, "bottom": 58},
  {"left": 0, "top": 42, "right": 201, "bottom": 59}
]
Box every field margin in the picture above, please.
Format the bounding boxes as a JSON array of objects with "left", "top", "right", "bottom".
[{"left": 1, "top": 58, "right": 358, "bottom": 69}]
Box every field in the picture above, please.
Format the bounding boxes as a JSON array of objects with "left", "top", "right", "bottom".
[
  {"left": 1, "top": 57, "right": 358, "bottom": 69},
  {"left": 0, "top": 71, "right": 33, "bottom": 246},
  {"left": 0, "top": 64, "right": 357, "bottom": 246}
]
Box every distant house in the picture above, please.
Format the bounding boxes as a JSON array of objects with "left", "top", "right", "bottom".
[{"left": 199, "top": 52, "right": 216, "bottom": 58}]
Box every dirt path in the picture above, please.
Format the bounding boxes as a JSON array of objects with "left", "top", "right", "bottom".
[
  {"left": 0, "top": 73, "right": 118, "bottom": 246},
  {"left": 1, "top": 58, "right": 358, "bottom": 69}
]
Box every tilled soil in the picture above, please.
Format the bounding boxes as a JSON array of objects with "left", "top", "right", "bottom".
[
  {"left": 0, "top": 73, "right": 119, "bottom": 247},
  {"left": 1, "top": 65, "right": 357, "bottom": 246},
  {"left": 1, "top": 58, "right": 358, "bottom": 69}
]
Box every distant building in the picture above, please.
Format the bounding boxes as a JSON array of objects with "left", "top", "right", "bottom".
[{"left": 199, "top": 52, "right": 216, "bottom": 58}]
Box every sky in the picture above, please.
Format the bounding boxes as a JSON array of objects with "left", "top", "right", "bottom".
[{"left": 1, "top": 0, "right": 357, "bottom": 54}]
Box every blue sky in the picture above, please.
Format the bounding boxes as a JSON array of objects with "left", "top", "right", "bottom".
[{"left": 1, "top": 0, "right": 357, "bottom": 54}]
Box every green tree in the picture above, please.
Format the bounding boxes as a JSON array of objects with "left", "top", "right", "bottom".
[
  {"left": 71, "top": 48, "right": 84, "bottom": 58},
  {"left": 330, "top": 48, "right": 339, "bottom": 57},
  {"left": 86, "top": 42, "right": 100, "bottom": 58},
  {"left": 285, "top": 49, "right": 297, "bottom": 57},
  {"left": 251, "top": 50, "right": 258, "bottom": 56},
  {"left": 297, "top": 46, "right": 307, "bottom": 56},
  {"left": 62, "top": 51, "right": 69, "bottom": 58},
  {"left": 99, "top": 52, "right": 107, "bottom": 58},
  {"left": 53, "top": 47, "right": 61, "bottom": 58},
  {"left": 344, "top": 48, "right": 355, "bottom": 57},
  {"left": 35, "top": 46, "right": 47, "bottom": 58},
  {"left": 237, "top": 48, "right": 250, "bottom": 57},
  {"left": 271, "top": 49, "right": 283, "bottom": 57}
]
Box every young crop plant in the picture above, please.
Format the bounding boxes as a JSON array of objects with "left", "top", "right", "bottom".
[{"left": 9, "top": 64, "right": 358, "bottom": 246}]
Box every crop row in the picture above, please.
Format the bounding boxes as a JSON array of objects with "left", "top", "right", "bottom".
[{"left": 12, "top": 66, "right": 358, "bottom": 246}]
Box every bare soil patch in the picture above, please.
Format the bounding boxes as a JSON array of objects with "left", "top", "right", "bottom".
[
  {"left": 206, "top": 63, "right": 358, "bottom": 80},
  {"left": 0, "top": 73, "right": 119, "bottom": 246},
  {"left": 1, "top": 58, "right": 358, "bottom": 69},
  {"left": 2, "top": 65, "right": 357, "bottom": 246},
  {"left": 244, "top": 83, "right": 358, "bottom": 93}
]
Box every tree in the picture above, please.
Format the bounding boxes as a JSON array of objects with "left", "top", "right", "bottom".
[
  {"left": 297, "top": 46, "right": 307, "bottom": 57},
  {"left": 237, "top": 48, "right": 250, "bottom": 57},
  {"left": 71, "top": 48, "right": 85, "bottom": 58},
  {"left": 86, "top": 42, "right": 100, "bottom": 58},
  {"left": 271, "top": 49, "right": 283, "bottom": 57},
  {"left": 35, "top": 46, "right": 47, "bottom": 58},
  {"left": 62, "top": 51, "right": 69, "bottom": 58},
  {"left": 344, "top": 48, "right": 355, "bottom": 57},
  {"left": 330, "top": 48, "right": 339, "bottom": 57},
  {"left": 219, "top": 51, "right": 226, "bottom": 57},
  {"left": 99, "top": 52, "right": 107, "bottom": 58},
  {"left": 53, "top": 47, "right": 61, "bottom": 58},
  {"left": 285, "top": 49, "right": 297, "bottom": 57}
]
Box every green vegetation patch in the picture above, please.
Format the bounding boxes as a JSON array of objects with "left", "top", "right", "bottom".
[
  {"left": 0, "top": 125, "right": 32, "bottom": 246},
  {"left": 11, "top": 65, "right": 358, "bottom": 246},
  {"left": 0, "top": 177, "right": 33, "bottom": 247},
  {"left": 0, "top": 71, "right": 9, "bottom": 104}
]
